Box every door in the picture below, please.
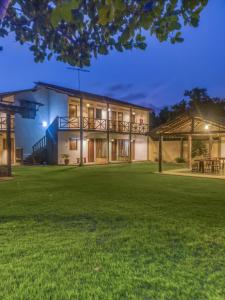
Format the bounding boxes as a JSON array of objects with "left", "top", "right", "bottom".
[
  {"left": 88, "top": 107, "right": 94, "bottom": 129},
  {"left": 69, "top": 103, "right": 77, "bottom": 118},
  {"left": 111, "top": 140, "right": 117, "bottom": 161},
  {"left": 88, "top": 139, "right": 94, "bottom": 162},
  {"left": 111, "top": 111, "right": 117, "bottom": 131},
  {"left": 118, "top": 112, "right": 123, "bottom": 132},
  {"left": 69, "top": 103, "right": 78, "bottom": 128},
  {"left": 131, "top": 141, "right": 135, "bottom": 161}
]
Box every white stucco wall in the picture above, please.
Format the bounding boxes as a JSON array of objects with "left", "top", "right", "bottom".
[
  {"left": 14, "top": 88, "right": 68, "bottom": 156},
  {"left": 134, "top": 135, "right": 148, "bottom": 161},
  {"left": 14, "top": 88, "right": 49, "bottom": 156}
]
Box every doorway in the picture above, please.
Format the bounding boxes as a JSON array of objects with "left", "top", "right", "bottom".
[
  {"left": 111, "top": 111, "right": 117, "bottom": 131},
  {"left": 111, "top": 140, "right": 117, "bottom": 161},
  {"left": 88, "top": 139, "right": 94, "bottom": 162},
  {"left": 131, "top": 141, "right": 135, "bottom": 160},
  {"left": 118, "top": 112, "right": 123, "bottom": 132},
  {"left": 88, "top": 107, "right": 94, "bottom": 129}
]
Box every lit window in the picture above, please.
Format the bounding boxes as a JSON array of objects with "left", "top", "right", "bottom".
[{"left": 69, "top": 139, "right": 78, "bottom": 150}]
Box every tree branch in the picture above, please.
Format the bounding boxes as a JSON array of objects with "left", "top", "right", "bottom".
[{"left": 0, "top": 0, "right": 11, "bottom": 20}]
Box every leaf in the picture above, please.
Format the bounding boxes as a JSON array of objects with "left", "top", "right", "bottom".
[{"left": 51, "top": 0, "right": 81, "bottom": 26}]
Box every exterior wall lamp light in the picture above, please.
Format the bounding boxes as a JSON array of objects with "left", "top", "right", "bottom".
[{"left": 42, "top": 121, "right": 48, "bottom": 128}]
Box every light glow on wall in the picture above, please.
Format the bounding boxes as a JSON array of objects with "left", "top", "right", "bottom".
[{"left": 204, "top": 124, "right": 209, "bottom": 130}]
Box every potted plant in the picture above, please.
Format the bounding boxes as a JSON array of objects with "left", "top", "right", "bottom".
[{"left": 61, "top": 154, "right": 70, "bottom": 165}]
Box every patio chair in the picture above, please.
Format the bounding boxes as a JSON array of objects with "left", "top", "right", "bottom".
[
  {"left": 191, "top": 162, "right": 199, "bottom": 172},
  {"left": 212, "top": 160, "right": 220, "bottom": 173},
  {"left": 204, "top": 160, "right": 212, "bottom": 173}
]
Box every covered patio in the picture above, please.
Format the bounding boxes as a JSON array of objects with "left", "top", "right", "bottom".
[{"left": 153, "top": 113, "right": 225, "bottom": 177}]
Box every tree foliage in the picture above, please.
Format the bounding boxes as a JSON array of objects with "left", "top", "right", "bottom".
[
  {"left": 0, "top": 0, "right": 208, "bottom": 66},
  {"left": 192, "top": 140, "right": 208, "bottom": 158},
  {"left": 154, "top": 88, "right": 225, "bottom": 126}
]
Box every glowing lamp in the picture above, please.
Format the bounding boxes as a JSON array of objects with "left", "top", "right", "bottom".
[{"left": 42, "top": 121, "right": 48, "bottom": 128}]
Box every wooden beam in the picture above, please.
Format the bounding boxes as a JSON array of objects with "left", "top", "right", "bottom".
[
  {"left": 129, "top": 107, "right": 132, "bottom": 163},
  {"left": 159, "top": 135, "right": 163, "bottom": 173},
  {"left": 209, "top": 136, "right": 213, "bottom": 158},
  {"left": 180, "top": 137, "right": 184, "bottom": 160},
  {"left": 6, "top": 113, "right": 12, "bottom": 177},
  {"left": 79, "top": 96, "right": 84, "bottom": 166},
  {"left": 188, "top": 135, "right": 192, "bottom": 169},
  {"left": 107, "top": 103, "right": 110, "bottom": 164}
]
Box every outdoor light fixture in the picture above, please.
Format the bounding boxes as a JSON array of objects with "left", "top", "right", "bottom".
[
  {"left": 86, "top": 103, "right": 90, "bottom": 107},
  {"left": 111, "top": 139, "right": 115, "bottom": 142},
  {"left": 42, "top": 121, "right": 48, "bottom": 128},
  {"left": 205, "top": 124, "right": 209, "bottom": 130},
  {"left": 108, "top": 108, "right": 111, "bottom": 112},
  {"left": 132, "top": 112, "right": 136, "bottom": 115}
]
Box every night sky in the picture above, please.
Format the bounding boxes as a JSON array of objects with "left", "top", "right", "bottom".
[{"left": 0, "top": 0, "right": 225, "bottom": 110}]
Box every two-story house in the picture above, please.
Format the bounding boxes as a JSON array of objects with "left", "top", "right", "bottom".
[{"left": 1, "top": 82, "right": 152, "bottom": 165}]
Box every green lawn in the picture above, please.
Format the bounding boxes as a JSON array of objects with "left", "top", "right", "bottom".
[{"left": 0, "top": 163, "right": 225, "bottom": 300}]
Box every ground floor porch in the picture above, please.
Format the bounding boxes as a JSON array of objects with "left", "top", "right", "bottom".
[{"left": 56, "top": 131, "right": 149, "bottom": 165}]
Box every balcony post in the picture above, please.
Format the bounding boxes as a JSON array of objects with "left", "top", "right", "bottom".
[
  {"left": 107, "top": 103, "right": 110, "bottom": 164},
  {"left": 129, "top": 107, "right": 132, "bottom": 162},
  {"left": 6, "top": 112, "right": 12, "bottom": 177},
  {"left": 79, "top": 96, "right": 84, "bottom": 166},
  {"left": 159, "top": 135, "right": 163, "bottom": 173},
  {"left": 188, "top": 134, "right": 192, "bottom": 169}
]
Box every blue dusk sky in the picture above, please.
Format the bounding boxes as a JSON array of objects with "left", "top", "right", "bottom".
[{"left": 0, "top": 0, "right": 225, "bottom": 110}]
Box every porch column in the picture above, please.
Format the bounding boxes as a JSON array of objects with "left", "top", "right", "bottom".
[
  {"left": 107, "top": 103, "right": 110, "bottom": 164},
  {"left": 180, "top": 137, "right": 184, "bottom": 160},
  {"left": 209, "top": 136, "right": 213, "bottom": 158},
  {"left": 159, "top": 135, "right": 163, "bottom": 173},
  {"left": 147, "top": 135, "right": 150, "bottom": 161},
  {"left": 218, "top": 136, "right": 222, "bottom": 157},
  {"left": 188, "top": 135, "right": 192, "bottom": 169},
  {"left": 6, "top": 112, "right": 12, "bottom": 176},
  {"left": 79, "top": 96, "right": 84, "bottom": 166},
  {"left": 129, "top": 107, "right": 132, "bottom": 162}
]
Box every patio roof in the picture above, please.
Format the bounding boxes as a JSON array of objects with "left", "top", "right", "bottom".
[{"left": 152, "top": 113, "right": 225, "bottom": 136}]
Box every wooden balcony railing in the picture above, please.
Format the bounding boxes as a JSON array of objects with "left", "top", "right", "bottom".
[
  {"left": 0, "top": 117, "right": 14, "bottom": 131},
  {"left": 58, "top": 117, "right": 149, "bottom": 134}
]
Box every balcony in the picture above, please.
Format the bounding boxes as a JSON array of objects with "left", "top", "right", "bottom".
[
  {"left": 0, "top": 117, "right": 14, "bottom": 131},
  {"left": 58, "top": 117, "right": 149, "bottom": 135}
]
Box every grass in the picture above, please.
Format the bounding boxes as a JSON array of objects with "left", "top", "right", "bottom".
[{"left": 0, "top": 163, "right": 225, "bottom": 300}]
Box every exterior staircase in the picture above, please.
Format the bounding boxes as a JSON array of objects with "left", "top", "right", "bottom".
[{"left": 32, "top": 136, "right": 47, "bottom": 164}]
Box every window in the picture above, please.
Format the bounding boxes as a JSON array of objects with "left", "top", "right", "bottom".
[
  {"left": 96, "top": 139, "right": 107, "bottom": 158},
  {"left": 118, "top": 140, "right": 129, "bottom": 157},
  {"left": 96, "top": 108, "right": 102, "bottom": 119},
  {"left": 69, "top": 139, "right": 78, "bottom": 150},
  {"left": 69, "top": 104, "right": 77, "bottom": 118}
]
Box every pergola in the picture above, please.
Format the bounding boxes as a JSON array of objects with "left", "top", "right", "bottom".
[
  {"left": 153, "top": 113, "right": 225, "bottom": 173},
  {"left": 0, "top": 99, "right": 43, "bottom": 176}
]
